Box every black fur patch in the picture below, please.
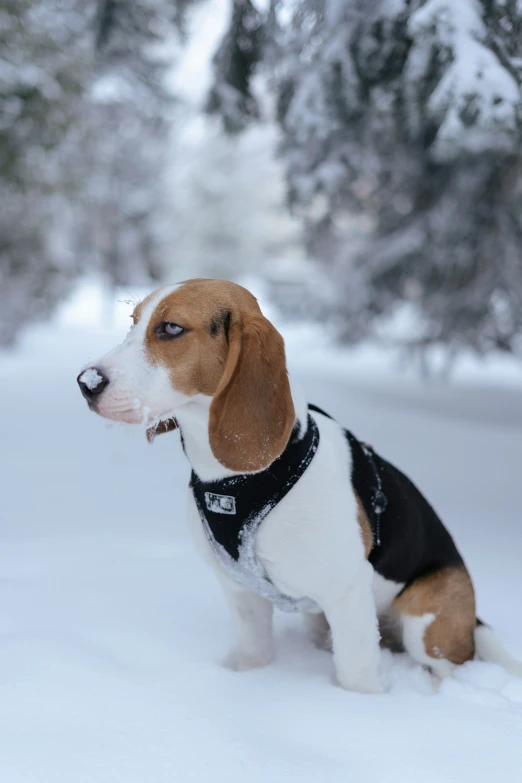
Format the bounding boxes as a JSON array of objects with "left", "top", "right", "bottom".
[
  {"left": 349, "top": 433, "right": 464, "bottom": 587},
  {"left": 308, "top": 404, "right": 465, "bottom": 589},
  {"left": 208, "top": 308, "right": 231, "bottom": 339},
  {"left": 223, "top": 309, "right": 231, "bottom": 339}
]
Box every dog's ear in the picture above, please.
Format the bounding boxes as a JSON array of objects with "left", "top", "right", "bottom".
[
  {"left": 209, "top": 313, "right": 295, "bottom": 472},
  {"left": 146, "top": 417, "right": 178, "bottom": 444}
]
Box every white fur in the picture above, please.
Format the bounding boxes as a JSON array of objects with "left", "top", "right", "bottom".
[
  {"left": 94, "top": 284, "right": 188, "bottom": 425},
  {"left": 373, "top": 572, "right": 404, "bottom": 615},
  {"left": 401, "top": 613, "right": 455, "bottom": 679},
  {"left": 220, "top": 581, "right": 275, "bottom": 672},
  {"left": 176, "top": 395, "right": 239, "bottom": 481},
  {"left": 474, "top": 624, "right": 522, "bottom": 677}
]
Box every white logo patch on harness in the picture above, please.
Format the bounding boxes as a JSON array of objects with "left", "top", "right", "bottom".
[{"left": 205, "top": 492, "right": 236, "bottom": 515}]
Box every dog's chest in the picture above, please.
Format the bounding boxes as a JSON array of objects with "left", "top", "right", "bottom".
[
  {"left": 189, "top": 412, "right": 369, "bottom": 610},
  {"left": 190, "top": 415, "right": 322, "bottom": 612},
  {"left": 198, "top": 497, "right": 321, "bottom": 613}
]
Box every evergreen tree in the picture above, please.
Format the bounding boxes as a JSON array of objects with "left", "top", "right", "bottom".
[
  {"left": 0, "top": 0, "right": 95, "bottom": 344},
  {"left": 211, "top": 0, "right": 522, "bottom": 355},
  {"left": 70, "top": 0, "right": 182, "bottom": 291},
  {"left": 0, "top": 0, "right": 196, "bottom": 345},
  {"left": 207, "top": 0, "right": 265, "bottom": 132}
]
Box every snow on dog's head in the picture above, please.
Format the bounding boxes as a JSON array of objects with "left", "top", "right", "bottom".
[{"left": 77, "top": 279, "right": 296, "bottom": 471}]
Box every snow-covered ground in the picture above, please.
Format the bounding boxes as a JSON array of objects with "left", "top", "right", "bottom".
[{"left": 1, "top": 285, "right": 522, "bottom": 783}]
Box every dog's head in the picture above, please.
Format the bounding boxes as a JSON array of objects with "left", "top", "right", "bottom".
[{"left": 77, "top": 279, "right": 295, "bottom": 471}]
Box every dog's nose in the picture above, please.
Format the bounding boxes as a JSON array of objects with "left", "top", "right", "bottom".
[{"left": 77, "top": 368, "right": 109, "bottom": 401}]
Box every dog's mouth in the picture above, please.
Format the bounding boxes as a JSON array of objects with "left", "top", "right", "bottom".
[
  {"left": 94, "top": 398, "right": 178, "bottom": 430},
  {"left": 92, "top": 397, "right": 145, "bottom": 425}
]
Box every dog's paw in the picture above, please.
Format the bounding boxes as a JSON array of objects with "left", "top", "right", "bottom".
[
  {"left": 337, "top": 673, "right": 384, "bottom": 694},
  {"left": 222, "top": 649, "right": 273, "bottom": 672}
]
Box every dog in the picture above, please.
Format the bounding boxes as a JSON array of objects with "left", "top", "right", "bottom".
[{"left": 78, "top": 279, "right": 522, "bottom": 692}]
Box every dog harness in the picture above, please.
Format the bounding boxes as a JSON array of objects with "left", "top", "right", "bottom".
[
  {"left": 190, "top": 411, "right": 320, "bottom": 612},
  {"left": 190, "top": 404, "right": 387, "bottom": 612}
]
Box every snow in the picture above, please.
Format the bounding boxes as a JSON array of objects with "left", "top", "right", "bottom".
[
  {"left": 79, "top": 367, "right": 104, "bottom": 390},
  {"left": 408, "top": 0, "right": 520, "bottom": 159},
  {"left": 1, "top": 298, "right": 522, "bottom": 783}
]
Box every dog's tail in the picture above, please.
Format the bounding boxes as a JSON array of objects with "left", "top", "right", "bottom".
[{"left": 474, "top": 618, "right": 522, "bottom": 677}]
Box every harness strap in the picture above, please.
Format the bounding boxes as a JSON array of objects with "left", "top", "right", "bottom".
[
  {"left": 189, "top": 412, "right": 321, "bottom": 613},
  {"left": 188, "top": 402, "right": 387, "bottom": 611},
  {"left": 190, "top": 414, "right": 319, "bottom": 561},
  {"left": 308, "top": 403, "right": 385, "bottom": 547},
  {"left": 307, "top": 402, "right": 333, "bottom": 419},
  {"left": 360, "top": 444, "right": 386, "bottom": 546}
]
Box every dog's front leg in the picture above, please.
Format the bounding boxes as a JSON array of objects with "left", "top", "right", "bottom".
[
  {"left": 219, "top": 579, "right": 274, "bottom": 672},
  {"left": 322, "top": 562, "right": 382, "bottom": 693}
]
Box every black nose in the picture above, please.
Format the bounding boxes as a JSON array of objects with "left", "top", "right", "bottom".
[{"left": 77, "top": 368, "right": 109, "bottom": 402}]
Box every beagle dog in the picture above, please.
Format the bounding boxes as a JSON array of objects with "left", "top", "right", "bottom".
[{"left": 78, "top": 279, "right": 522, "bottom": 692}]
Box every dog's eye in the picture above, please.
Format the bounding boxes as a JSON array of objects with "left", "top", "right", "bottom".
[{"left": 156, "top": 322, "right": 185, "bottom": 339}]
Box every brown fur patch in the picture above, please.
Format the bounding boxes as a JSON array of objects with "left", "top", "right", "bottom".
[
  {"left": 132, "top": 298, "right": 146, "bottom": 325},
  {"left": 208, "top": 311, "right": 295, "bottom": 472},
  {"left": 142, "top": 280, "right": 240, "bottom": 398},
  {"left": 355, "top": 492, "right": 374, "bottom": 558},
  {"left": 394, "top": 567, "right": 476, "bottom": 665},
  {"left": 140, "top": 279, "right": 295, "bottom": 470}
]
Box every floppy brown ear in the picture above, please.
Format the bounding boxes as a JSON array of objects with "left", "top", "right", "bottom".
[
  {"left": 146, "top": 417, "right": 178, "bottom": 444},
  {"left": 209, "top": 314, "right": 295, "bottom": 472}
]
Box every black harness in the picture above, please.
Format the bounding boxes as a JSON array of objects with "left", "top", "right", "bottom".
[
  {"left": 189, "top": 404, "right": 387, "bottom": 611},
  {"left": 191, "top": 414, "right": 319, "bottom": 560}
]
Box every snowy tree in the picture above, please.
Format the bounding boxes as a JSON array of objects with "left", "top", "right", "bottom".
[
  {"left": 69, "top": 0, "right": 182, "bottom": 293},
  {"left": 0, "top": 0, "right": 196, "bottom": 345},
  {"left": 211, "top": 0, "right": 522, "bottom": 356},
  {"left": 159, "top": 0, "right": 303, "bottom": 283},
  {"left": 207, "top": 0, "right": 265, "bottom": 132},
  {"left": 0, "top": 0, "right": 95, "bottom": 345}
]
